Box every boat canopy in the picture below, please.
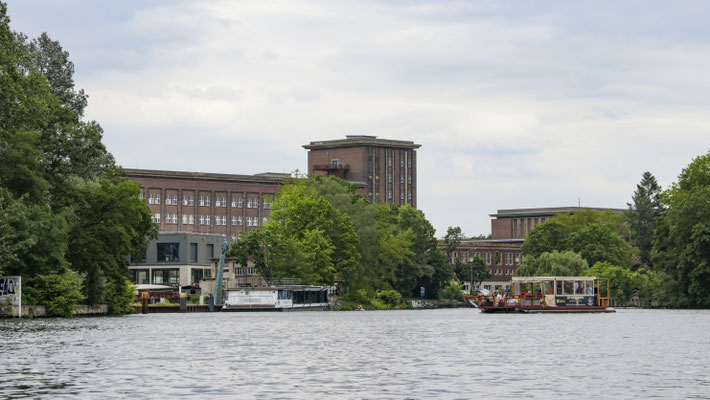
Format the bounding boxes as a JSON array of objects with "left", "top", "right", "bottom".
[{"left": 511, "top": 276, "right": 600, "bottom": 283}]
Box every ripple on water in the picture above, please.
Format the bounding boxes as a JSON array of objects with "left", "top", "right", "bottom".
[{"left": 1, "top": 309, "right": 710, "bottom": 398}]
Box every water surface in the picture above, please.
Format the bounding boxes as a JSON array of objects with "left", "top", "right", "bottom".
[{"left": 1, "top": 309, "right": 708, "bottom": 399}]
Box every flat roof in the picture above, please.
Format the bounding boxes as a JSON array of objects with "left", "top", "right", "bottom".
[
  {"left": 124, "top": 168, "right": 291, "bottom": 184},
  {"left": 490, "top": 206, "right": 625, "bottom": 218},
  {"left": 303, "top": 135, "right": 421, "bottom": 150}
]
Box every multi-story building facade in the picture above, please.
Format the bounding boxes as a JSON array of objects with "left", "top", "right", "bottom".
[
  {"left": 126, "top": 169, "right": 289, "bottom": 240},
  {"left": 303, "top": 135, "right": 420, "bottom": 207},
  {"left": 449, "top": 206, "right": 625, "bottom": 292},
  {"left": 125, "top": 169, "right": 290, "bottom": 287}
]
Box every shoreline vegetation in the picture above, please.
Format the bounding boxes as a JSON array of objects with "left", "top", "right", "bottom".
[{"left": 1, "top": 3, "right": 709, "bottom": 317}]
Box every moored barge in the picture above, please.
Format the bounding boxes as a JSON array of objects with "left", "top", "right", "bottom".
[{"left": 222, "top": 285, "right": 331, "bottom": 311}]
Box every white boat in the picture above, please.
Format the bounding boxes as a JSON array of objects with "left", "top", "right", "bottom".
[{"left": 222, "top": 286, "right": 331, "bottom": 311}]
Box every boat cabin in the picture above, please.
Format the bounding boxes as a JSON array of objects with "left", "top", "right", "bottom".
[
  {"left": 475, "top": 276, "right": 613, "bottom": 313},
  {"left": 223, "top": 285, "right": 330, "bottom": 311}
]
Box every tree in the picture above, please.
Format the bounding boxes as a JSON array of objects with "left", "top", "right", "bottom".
[
  {"left": 19, "top": 32, "right": 88, "bottom": 116},
  {"left": 443, "top": 226, "right": 464, "bottom": 263},
  {"left": 228, "top": 179, "right": 359, "bottom": 287},
  {"left": 626, "top": 172, "right": 664, "bottom": 269},
  {"left": 586, "top": 261, "right": 649, "bottom": 306},
  {"left": 515, "top": 251, "right": 589, "bottom": 277},
  {"left": 521, "top": 220, "right": 567, "bottom": 257},
  {"left": 567, "top": 223, "right": 632, "bottom": 268},
  {"left": 653, "top": 151, "right": 710, "bottom": 307},
  {"left": 454, "top": 256, "right": 490, "bottom": 291},
  {"left": 0, "top": 5, "right": 155, "bottom": 314}
]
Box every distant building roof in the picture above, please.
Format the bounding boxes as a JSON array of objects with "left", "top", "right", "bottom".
[
  {"left": 124, "top": 168, "right": 290, "bottom": 184},
  {"left": 489, "top": 206, "right": 625, "bottom": 218},
  {"left": 303, "top": 135, "right": 421, "bottom": 150}
]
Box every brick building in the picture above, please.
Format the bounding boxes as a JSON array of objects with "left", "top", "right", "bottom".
[
  {"left": 125, "top": 169, "right": 289, "bottom": 240},
  {"left": 303, "top": 135, "right": 420, "bottom": 207},
  {"left": 449, "top": 206, "right": 625, "bottom": 291},
  {"left": 124, "top": 169, "right": 290, "bottom": 287}
]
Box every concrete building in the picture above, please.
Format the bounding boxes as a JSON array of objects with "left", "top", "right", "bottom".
[
  {"left": 303, "top": 135, "right": 420, "bottom": 207},
  {"left": 450, "top": 206, "right": 625, "bottom": 292},
  {"left": 128, "top": 232, "right": 220, "bottom": 287}
]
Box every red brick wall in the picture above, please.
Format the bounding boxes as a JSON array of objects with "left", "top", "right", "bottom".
[{"left": 491, "top": 219, "right": 512, "bottom": 238}]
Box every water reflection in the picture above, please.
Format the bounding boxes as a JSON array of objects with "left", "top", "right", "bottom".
[{"left": 1, "top": 309, "right": 709, "bottom": 399}]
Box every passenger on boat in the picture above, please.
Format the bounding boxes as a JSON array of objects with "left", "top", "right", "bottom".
[{"left": 495, "top": 292, "right": 505, "bottom": 306}]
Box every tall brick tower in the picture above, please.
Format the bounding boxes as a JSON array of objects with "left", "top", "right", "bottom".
[{"left": 303, "top": 135, "right": 420, "bottom": 207}]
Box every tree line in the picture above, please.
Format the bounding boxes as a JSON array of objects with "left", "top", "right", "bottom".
[
  {"left": 517, "top": 157, "right": 710, "bottom": 308},
  {"left": 0, "top": 4, "right": 156, "bottom": 316},
  {"left": 228, "top": 176, "right": 466, "bottom": 308}
]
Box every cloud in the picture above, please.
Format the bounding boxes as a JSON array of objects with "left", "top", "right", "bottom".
[{"left": 5, "top": 0, "right": 710, "bottom": 236}]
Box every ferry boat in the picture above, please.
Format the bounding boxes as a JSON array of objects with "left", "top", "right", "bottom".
[
  {"left": 222, "top": 285, "right": 331, "bottom": 311},
  {"left": 473, "top": 276, "right": 615, "bottom": 313}
]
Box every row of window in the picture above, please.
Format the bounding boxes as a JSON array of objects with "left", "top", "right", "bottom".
[
  {"left": 234, "top": 267, "right": 257, "bottom": 276},
  {"left": 152, "top": 213, "right": 267, "bottom": 226},
  {"left": 454, "top": 251, "right": 521, "bottom": 266},
  {"left": 143, "top": 193, "right": 269, "bottom": 209},
  {"left": 386, "top": 174, "right": 413, "bottom": 184},
  {"left": 387, "top": 189, "right": 412, "bottom": 200},
  {"left": 386, "top": 156, "right": 413, "bottom": 168}
]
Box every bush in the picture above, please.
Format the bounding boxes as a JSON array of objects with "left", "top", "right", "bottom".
[
  {"left": 105, "top": 278, "right": 136, "bottom": 315},
  {"left": 438, "top": 280, "right": 465, "bottom": 301},
  {"left": 375, "top": 289, "right": 402, "bottom": 306},
  {"left": 23, "top": 270, "right": 85, "bottom": 317}
]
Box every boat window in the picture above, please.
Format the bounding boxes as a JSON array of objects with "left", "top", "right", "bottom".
[
  {"left": 556, "top": 280, "right": 562, "bottom": 295},
  {"left": 542, "top": 280, "right": 554, "bottom": 295},
  {"left": 585, "top": 281, "right": 594, "bottom": 295},
  {"left": 563, "top": 280, "right": 574, "bottom": 295},
  {"left": 575, "top": 281, "right": 585, "bottom": 294}
]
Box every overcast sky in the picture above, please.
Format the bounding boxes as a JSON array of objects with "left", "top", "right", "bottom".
[{"left": 6, "top": 0, "right": 710, "bottom": 237}]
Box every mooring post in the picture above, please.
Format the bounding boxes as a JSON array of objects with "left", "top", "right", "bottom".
[
  {"left": 141, "top": 292, "right": 149, "bottom": 314},
  {"left": 214, "top": 239, "right": 228, "bottom": 306}
]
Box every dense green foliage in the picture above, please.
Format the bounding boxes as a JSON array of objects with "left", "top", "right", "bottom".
[
  {"left": 626, "top": 172, "right": 664, "bottom": 269},
  {"left": 0, "top": 4, "right": 156, "bottom": 315},
  {"left": 652, "top": 151, "right": 710, "bottom": 308},
  {"left": 229, "top": 176, "right": 452, "bottom": 302},
  {"left": 585, "top": 262, "right": 649, "bottom": 306},
  {"left": 521, "top": 210, "right": 634, "bottom": 268},
  {"left": 515, "top": 250, "right": 589, "bottom": 277}
]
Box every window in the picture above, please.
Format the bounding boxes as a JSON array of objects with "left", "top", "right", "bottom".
[
  {"left": 408, "top": 175, "right": 412, "bottom": 184},
  {"left": 182, "top": 214, "right": 188, "bottom": 224},
  {"left": 408, "top": 190, "right": 412, "bottom": 200},
  {"left": 171, "top": 194, "right": 178, "bottom": 205},
  {"left": 253, "top": 218, "right": 258, "bottom": 227},
  {"left": 485, "top": 252, "right": 492, "bottom": 265},
  {"left": 199, "top": 215, "right": 205, "bottom": 225},
  {"left": 238, "top": 197, "right": 243, "bottom": 208},
  {"left": 215, "top": 197, "right": 221, "bottom": 207},
  {"left": 388, "top": 189, "right": 392, "bottom": 199},
  {"left": 387, "top": 156, "right": 392, "bottom": 167},
  {"left": 188, "top": 215, "right": 194, "bottom": 225},
  {"left": 331, "top": 159, "right": 339, "bottom": 167},
  {"left": 246, "top": 216, "right": 252, "bottom": 227},
  {"left": 252, "top": 198, "right": 259, "bottom": 209},
  {"left": 263, "top": 217, "right": 268, "bottom": 224},
  {"left": 157, "top": 243, "right": 179, "bottom": 262},
  {"left": 165, "top": 195, "right": 171, "bottom": 205},
  {"left": 207, "top": 244, "right": 214, "bottom": 259},
  {"left": 400, "top": 192, "right": 404, "bottom": 200},
  {"left": 246, "top": 198, "right": 252, "bottom": 208},
  {"left": 388, "top": 173, "right": 392, "bottom": 183},
  {"left": 152, "top": 269, "right": 179, "bottom": 285},
  {"left": 263, "top": 199, "right": 269, "bottom": 209},
  {"left": 200, "top": 196, "right": 205, "bottom": 206},
  {"left": 155, "top": 193, "right": 161, "bottom": 204},
  {"left": 506, "top": 253, "right": 513, "bottom": 266},
  {"left": 408, "top": 158, "right": 412, "bottom": 168},
  {"left": 190, "top": 243, "right": 198, "bottom": 263},
  {"left": 148, "top": 193, "right": 155, "bottom": 204},
  {"left": 139, "top": 192, "right": 144, "bottom": 200},
  {"left": 400, "top": 158, "right": 404, "bottom": 168},
  {"left": 248, "top": 267, "right": 256, "bottom": 275},
  {"left": 154, "top": 213, "right": 161, "bottom": 223},
  {"left": 238, "top": 216, "right": 243, "bottom": 226},
  {"left": 400, "top": 175, "right": 404, "bottom": 184},
  {"left": 232, "top": 216, "right": 237, "bottom": 226},
  {"left": 205, "top": 196, "right": 210, "bottom": 206},
  {"left": 183, "top": 195, "right": 189, "bottom": 206},
  {"left": 235, "top": 267, "right": 244, "bottom": 276},
  {"left": 205, "top": 215, "right": 211, "bottom": 225},
  {"left": 231, "top": 198, "right": 237, "bottom": 207}
]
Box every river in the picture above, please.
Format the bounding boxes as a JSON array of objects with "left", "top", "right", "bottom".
[{"left": 1, "top": 308, "right": 709, "bottom": 399}]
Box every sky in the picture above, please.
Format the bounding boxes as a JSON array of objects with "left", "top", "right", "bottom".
[{"left": 5, "top": 0, "right": 710, "bottom": 237}]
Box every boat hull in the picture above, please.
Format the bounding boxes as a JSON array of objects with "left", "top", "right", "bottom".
[{"left": 479, "top": 306, "right": 615, "bottom": 313}]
